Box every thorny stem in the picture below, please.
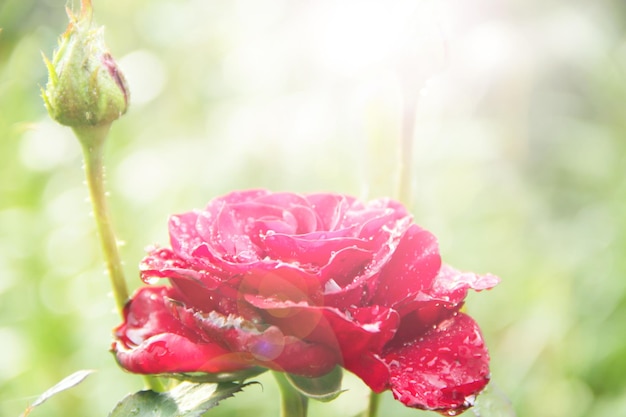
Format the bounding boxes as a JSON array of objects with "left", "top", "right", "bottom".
[
  {"left": 273, "top": 371, "right": 308, "bottom": 417},
  {"left": 74, "top": 124, "right": 129, "bottom": 315},
  {"left": 73, "top": 124, "right": 163, "bottom": 392}
]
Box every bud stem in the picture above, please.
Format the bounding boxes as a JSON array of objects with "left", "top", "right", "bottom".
[
  {"left": 74, "top": 125, "right": 165, "bottom": 392},
  {"left": 74, "top": 124, "right": 129, "bottom": 316},
  {"left": 272, "top": 371, "right": 308, "bottom": 417}
]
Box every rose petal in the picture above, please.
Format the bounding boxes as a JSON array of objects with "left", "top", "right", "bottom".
[
  {"left": 115, "top": 286, "right": 199, "bottom": 345},
  {"left": 344, "top": 198, "right": 409, "bottom": 230},
  {"left": 384, "top": 313, "right": 490, "bottom": 414},
  {"left": 431, "top": 264, "right": 500, "bottom": 305},
  {"left": 256, "top": 192, "right": 318, "bottom": 233},
  {"left": 140, "top": 247, "right": 222, "bottom": 288},
  {"left": 387, "top": 299, "right": 459, "bottom": 348},
  {"left": 319, "top": 245, "right": 372, "bottom": 289},
  {"left": 168, "top": 211, "right": 205, "bottom": 257},
  {"left": 113, "top": 286, "right": 253, "bottom": 374},
  {"left": 262, "top": 232, "right": 371, "bottom": 271},
  {"left": 244, "top": 295, "right": 399, "bottom": 391},
  {"left": 321, "top": 215, "right": 414, "bottom": 308},
  {"left": 305, "top": 193, "right": 354, "bottom": 231},
  {"left": 389, "top": 264, "right": 500, "bottom": 335},
  {"left": 113, "top": 333, "right": 252, "bottom": 374},
  {"left": 372, "top": 224, "right": 441, "bottom": 308},
  {"left": 172, "top": 302, "right": 338, "bottom": 377},
  {"left": 237, "top": 264, "right": 324, "bottom": 304}
]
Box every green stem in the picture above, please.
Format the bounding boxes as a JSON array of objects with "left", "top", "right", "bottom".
[
  {"left": 73, "top": 125, "right": 163, "bottom": 392},
  {"left": 74, "top": 125, "right": 129, "bottom": 315},
  {"left": 272, "top": 372, "right": 308, "bottom": 417},
  {"left": 365, "top": 392, "right": 381, "bottom": 417}
]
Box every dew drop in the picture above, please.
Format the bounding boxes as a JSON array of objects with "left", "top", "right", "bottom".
[
  {"left": 147, "top": 341, "right": 168, "bottom": 358},
  {"left": 143, "top": 276, "right": 160, "bottom": 285},
  {"left": 464, "top": 394, "right": 476, "bottom": 407}
]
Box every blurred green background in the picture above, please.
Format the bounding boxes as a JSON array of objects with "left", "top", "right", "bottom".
[{"left": 1, "top": 0, "right": 625, "bottom": 416}]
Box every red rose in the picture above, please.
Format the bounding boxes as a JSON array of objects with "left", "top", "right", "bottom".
[{"left": 113, "top": 190, "right": 498, "bottom": 414}]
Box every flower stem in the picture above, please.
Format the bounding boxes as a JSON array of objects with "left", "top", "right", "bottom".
[
  {"left": 73, "top": 125, "right": 163, "bottom": 392},
  {"left": 74, "top": 125, "right": 129, "bottom": 315},
  {"left": 272, "top": 372, "right": 308, "bottom": 417},
  {"left": 365, "top": 392, "right": 381, "bottom": 417}
]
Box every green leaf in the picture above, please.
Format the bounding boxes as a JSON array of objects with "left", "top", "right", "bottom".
[
  {"left": 108, "top": 381, "right": 255, "bottom": 417},
  {"left": 284, "top": 366, "right": 345, "bottom": 402},
  {"left": 20, "top": 369, "right": 94, "bottom": 417}
]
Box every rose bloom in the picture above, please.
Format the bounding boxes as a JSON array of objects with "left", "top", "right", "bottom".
[{"left": 113, "top": 190, "right": 498, "bottom": 414}]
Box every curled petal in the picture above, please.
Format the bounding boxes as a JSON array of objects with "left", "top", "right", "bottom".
[
  {"left": 113, "top": 286, "right": 252, "bottom": 374},
  {"left": 113, "top": 333, "right": 252, "bottom": 374},
  {"left": 237, "top": 263, "right": 324, "bottom": 304},
  {"left": 431, "top": 264, "right": 500, "bottom": 305},
  {"left": 244, "top": 295, "right": 399, "bottom": 391},
  {"left": 261, "top": 232, "right": 369, "bottom": 269},
  {"left": 305, "top": 193, "right": 355, "bottom": 230},
  {"left": 172, "top": 301, "right": 338, "bottom": 377},
  {"left": 372, "top": 224, "right": 441, "bottom": 308},
  {"left": 384, "top": 313, "right": 490, "bottom": 415}
]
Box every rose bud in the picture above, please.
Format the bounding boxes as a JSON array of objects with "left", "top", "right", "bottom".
[{"left": 41, "top": 0, "right": 129, "bottom": 128}]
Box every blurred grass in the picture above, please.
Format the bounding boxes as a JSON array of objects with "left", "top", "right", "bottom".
[{"left": 1, "top": 0, "right": 626, "bottom": 416}]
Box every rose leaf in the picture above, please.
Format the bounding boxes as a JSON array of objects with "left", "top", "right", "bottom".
[
  {"left": 21, "top": 369, "right": 94, "bottom": 416},
  {"left": 108, "top": 381, "right": 255, "bottom": 417}
]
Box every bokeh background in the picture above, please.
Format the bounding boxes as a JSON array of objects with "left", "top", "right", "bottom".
[{"left": 1, "top": 0, "right": 625, "bottom": 416}]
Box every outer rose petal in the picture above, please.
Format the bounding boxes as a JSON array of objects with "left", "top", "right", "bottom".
[
  {"left": 114, "top": 333, "right": 251, "bottom": 374},
  {"left": 389, "top": 265, "right": 501, "bottom": 345},
  {"left": 384, "top": 313, "right": 490, "bottom": 415},
  {"left": 431, "top": 264, "right": 500, "bottom": 305},
  {"left": 172, "top": 302, "right": 339, "bottom": 377},
  {"left": 113, "top": 286, "right": 252, "bottom": 374}
]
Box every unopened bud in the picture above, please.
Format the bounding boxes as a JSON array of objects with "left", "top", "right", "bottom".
[{"left": 42, "top": 0, "right": 129, "bottom": 128}]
